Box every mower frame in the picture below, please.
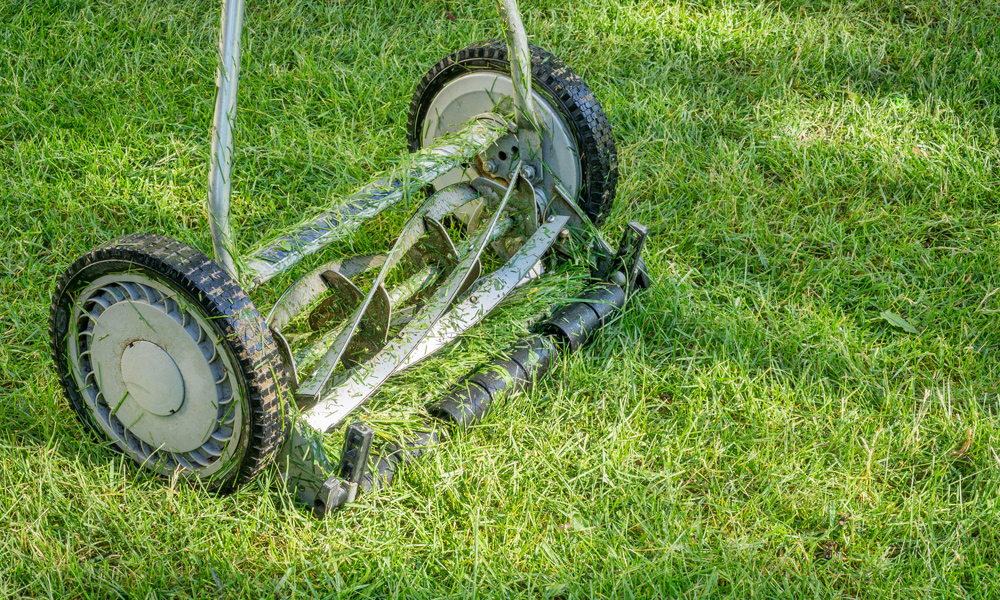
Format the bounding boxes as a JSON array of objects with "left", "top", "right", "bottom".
[{"left": 50, "top": 0, "right": 649, "bottom": 515}]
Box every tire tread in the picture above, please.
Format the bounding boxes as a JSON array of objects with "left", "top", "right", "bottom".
[
  {"left": 406, "top": 39, "right": 618, "bottom": 226},
  {"left": 48, "top": 234, "right": 286, "bottom": 491}
]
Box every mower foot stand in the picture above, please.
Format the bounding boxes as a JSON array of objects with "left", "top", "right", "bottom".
[
  {"left": 280, "top": 419, "right": 445, "bottom": 516},
  {"left": 280, "top": 420, "right": 378, "bottom": 517},
  {"left": 277, "top": 427, "right": 337, "bottom": 515},
  {"left": 337, "top": 422, "right": 375, "bottom": 504},
  {"left": 279, "top": 424, "right": 343, "bottom": 515}
]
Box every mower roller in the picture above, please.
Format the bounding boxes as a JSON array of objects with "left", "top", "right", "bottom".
[{"left": 48, "top": 0, "right": 650, "bottom": 516}]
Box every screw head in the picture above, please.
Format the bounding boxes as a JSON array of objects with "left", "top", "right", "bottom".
[
  {"left": 522, "top": 165, "right": 536, "bottom": 181},
  {"left": 484, "top": 159, "right": 499, "bottom": 174}
]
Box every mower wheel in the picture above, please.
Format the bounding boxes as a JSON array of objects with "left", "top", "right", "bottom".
[
  {"left": 407, "top": 39, "right": 618, "bottom": 226},
  {"left": 48, "top": 234, "right": 287, "bottom": 491}
]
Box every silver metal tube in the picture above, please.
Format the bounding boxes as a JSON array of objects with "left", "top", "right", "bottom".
[
  {"left": 207, "top": 0, "right": 245, "bottom": 277},
  {"left": 499, "top": 0, "right": 539, "bottom": 132},
  {"left": 242, "top": 118, "right": 506, "bottom": 289}
]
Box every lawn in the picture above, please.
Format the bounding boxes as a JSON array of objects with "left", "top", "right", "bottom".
[{"left": 2, "top": 0, "right": 999, "bottom": 597}]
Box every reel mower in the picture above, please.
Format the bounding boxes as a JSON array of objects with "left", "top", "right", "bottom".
[{"left": 48, "top": 0, "right": 650, "bottom": 516}]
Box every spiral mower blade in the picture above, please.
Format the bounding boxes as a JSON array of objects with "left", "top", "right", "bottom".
[{"left": 284, "top": 221, "right": 650, "bottom": 517}]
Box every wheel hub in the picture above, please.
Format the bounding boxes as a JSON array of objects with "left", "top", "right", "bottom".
[
  {"left": 419, "top": 71, "right": 581, "bottom": 203},
  {"left": 68, "top": 275, "right": 245, "bottom": 478},
  {"left": 120, "top": 341, "right": 184, "bottom": 417}
]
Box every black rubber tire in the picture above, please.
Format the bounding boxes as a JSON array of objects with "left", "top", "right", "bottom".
[
  {"left": 406, "top": 39, "right": 618, "bottom": 226},
  {"left": 48, "top": 234, "right": 287, "bottom": 492}
]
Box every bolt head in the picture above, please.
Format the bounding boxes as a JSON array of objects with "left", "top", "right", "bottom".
[
  {"left": 484, "top": 159, "right": 499, "bottom": 174},
  {"left": 522, "top": 165, "right": 536, "bottom": 181}
]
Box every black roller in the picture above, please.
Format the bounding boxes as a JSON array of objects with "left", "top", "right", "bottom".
[
  {"left": 508, "top": 334, "right": 559, "bottom": 375},
  {"left": 430, "top": 335, "right": 559, "bottom": 427},
  {"left": 361, "top": 428, "right": 442, "bottom": 492},
  {"left": 430, "top": 380, "right": 493, "bottom": 428},
  {"left": 540, "top": 282, "right": 626, "bottom": 351}
]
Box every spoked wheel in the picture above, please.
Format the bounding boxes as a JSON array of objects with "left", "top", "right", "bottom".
[
  {"left": 48, "top": 234, "right": 286, "bottom": 491},
  {"left": 407, "top": 39, "right": 619, "bottom": 226}
]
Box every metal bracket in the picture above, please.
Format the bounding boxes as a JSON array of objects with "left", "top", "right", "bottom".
[
  {"left": 514, "top": 128, "right": 544, "bottom": 187},
  {"left": 480, "top": 131, "right": 544, "bottom": 189},
  {"left": 279, "top": 419, "right": 375, "bottom": 515},
  {"left": 545, "top": 187, "right": 652, "bottom": 290},
  {"left": 596, "top": 221, "right": 649, "bottom": 292},
  {"left": 338, "top": 422, "right": 374, "bottom": 504},
  {"left": 279, "top": 423, "right": 345, "bottom": 517}
]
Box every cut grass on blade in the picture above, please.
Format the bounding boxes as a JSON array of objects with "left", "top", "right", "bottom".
[{"left": 2, "top": 0, "right": 1000, "bottom": 598}]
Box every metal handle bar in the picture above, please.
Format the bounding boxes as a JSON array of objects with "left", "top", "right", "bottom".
[{"left": 205, "top": 0, "right": 535, "bottom": 279}]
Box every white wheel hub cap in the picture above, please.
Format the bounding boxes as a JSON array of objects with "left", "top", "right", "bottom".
[
  {"left": 120, "top": 341, "right": 185, "bottom": 417},
  {"left": 68, "top": 274, "right": 245, "bottom": 479}
]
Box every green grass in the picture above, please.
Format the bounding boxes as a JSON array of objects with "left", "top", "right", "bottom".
[{"left": 2, "top": 0, "right": 1000, "bottom": 597}]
